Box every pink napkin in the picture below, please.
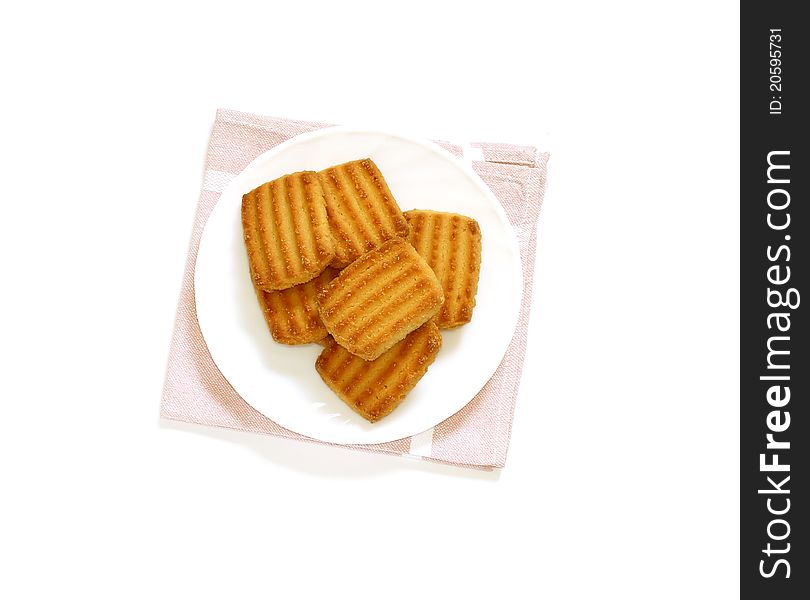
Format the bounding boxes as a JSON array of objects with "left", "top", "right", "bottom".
[{"left": 161, "top": 109, "right": 549, "bottom": 470}]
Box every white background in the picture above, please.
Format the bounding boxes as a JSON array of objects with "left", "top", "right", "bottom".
[{"left": 0, "top": 1, "right": 739, "bottom": 598}]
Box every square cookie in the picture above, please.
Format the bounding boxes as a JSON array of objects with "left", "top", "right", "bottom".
[
  {"left": 316, "top": 322, "right": 442, "bottom": 422},
  {"left": 242, "top": 171, "right": 334, "bottom": 290},
  {"left": 404, "top": 210, "right": 482, "bottom": 328},
  {"left": 317, "top": 239, "right": 444, "bottom": 360},
  {"left": 318, "top": 158, "right": 409, "bottom": 268}
]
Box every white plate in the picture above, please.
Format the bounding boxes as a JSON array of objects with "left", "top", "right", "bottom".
[{"left": 194, "top": 128, "right": 522, "bottom": 444}]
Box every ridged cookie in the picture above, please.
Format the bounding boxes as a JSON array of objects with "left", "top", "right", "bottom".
[
  {"left": 404, "top": 210, "right": 482, "bottom": 328},
  {"left": 316, "top": 322, "right": 442, "bottom": 422},
  {"left": 317, "top": 158, "right": 409, "bottom": 268},
  {"left": 257, "top": 267, "right": 340, "bottom": 345},
  {"left": 317, "top": 239, "right": 444, "bottom": 361},
  {"left": 242, "top": 171, "right": 334, "bottom": 290}
]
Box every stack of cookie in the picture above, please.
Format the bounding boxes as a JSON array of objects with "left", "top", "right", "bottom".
[{"left": 241, "top": 159, "right": 482, "bottom": 422}]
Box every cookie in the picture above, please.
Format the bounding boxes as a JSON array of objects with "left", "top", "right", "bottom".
[
  {"left": 317, "top": 239, "right": 444, "bottom": 360},
  {"left": 318, "top": 158, "right": 409, "bottom": 268},
  {"left": 404, "top": 210, "right": 482, "bottom": 328},
  {"left": 257, "top": 267, "right": 340, "bottom": 344},
  {"left": 316, "top": 322, "right": 442, "bottom": 422},
  {"left": 242, "top": 171, "right": 334, "bottom": 290}
]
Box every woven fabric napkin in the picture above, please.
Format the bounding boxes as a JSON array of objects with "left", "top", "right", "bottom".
[{"left": 161, "top": 109, "right": 549, "bottom": 470}]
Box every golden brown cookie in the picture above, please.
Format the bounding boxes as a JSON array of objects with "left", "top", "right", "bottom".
[
  {"left": 404, "top": 210, "right": 482, "bottom": 328},
  {"left": 242, "top": 171, "right": 334, "bottom": 290},
  {"left": 317, "top": 239, "right": 444, "bottom": 361},
  {"left": 257, "top": 267, "right": 340, "bottom": 345},
  {"left": 315, "top": 321, "right": 442, "bottom": 422},
  {"left": 317, "top": 158, "right": 409, "bottom": 268}
]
